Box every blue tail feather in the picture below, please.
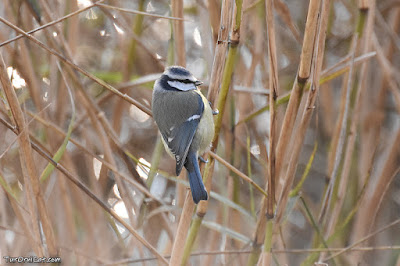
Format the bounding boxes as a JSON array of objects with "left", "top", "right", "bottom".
[{"left": 185, "top": 152, "right": 208, "bottom": 204}]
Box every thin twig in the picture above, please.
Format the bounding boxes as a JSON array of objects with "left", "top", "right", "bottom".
[
  {"left": 0, "top": 117, "right": 169, "bottom": 265},
  {"left": 0, "top": 16, "right": 152, "bottom": 116},
  {"left": 324, "top": 218, "right": 400, "bottom": 261},
  {"left": 0, "top": 0, "right": 106, "bottom": 48},
  {"left": 208, "top": 151, "right": 267, "bottom": 198},
  {"left": 97, "top": 3, "right": 187, "bottom": 21}
]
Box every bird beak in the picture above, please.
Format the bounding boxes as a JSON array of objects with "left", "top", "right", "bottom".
[{"left": 195, "top": 80, "right": 203, "bottom": 86}]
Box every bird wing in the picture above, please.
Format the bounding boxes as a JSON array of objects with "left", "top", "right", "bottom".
[{"left": 159, "top": 92, "right": 204, "bottom": 176}]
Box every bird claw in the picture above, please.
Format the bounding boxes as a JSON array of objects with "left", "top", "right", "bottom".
[
  {"left": 209, "top": 101, "right": 219, "bottom": 115},
  {"left": 199, "top": 156, "right": 209, "bottom": 163}
]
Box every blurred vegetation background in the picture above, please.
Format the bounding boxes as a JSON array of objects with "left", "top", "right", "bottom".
[{"left": 0, "top": 0, "right": 399, "bottom": 265}]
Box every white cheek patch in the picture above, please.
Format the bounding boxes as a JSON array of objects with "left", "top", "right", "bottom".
[{"left": 167, "top": 81, "right": 197, "bottom": 91}]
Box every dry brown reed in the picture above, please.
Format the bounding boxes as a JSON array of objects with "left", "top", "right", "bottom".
[{"left": 0, "top": 1, "right": 399, "bottom": 266}]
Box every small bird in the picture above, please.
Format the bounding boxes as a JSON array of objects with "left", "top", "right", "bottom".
[{"left": 152, "top": 66, "right": 215, "bottom": 204}]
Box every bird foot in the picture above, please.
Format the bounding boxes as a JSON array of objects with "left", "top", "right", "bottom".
[
  {"left": 209, "top": 101, "right": 219, "bottom": 115},
  {"left": 199, "top": 156, "right": 209, "bottom": 163}
]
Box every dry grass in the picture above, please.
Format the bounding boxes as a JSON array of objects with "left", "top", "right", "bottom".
[{"left": 0, "top": 0, "right": 399, "bottom": 265}]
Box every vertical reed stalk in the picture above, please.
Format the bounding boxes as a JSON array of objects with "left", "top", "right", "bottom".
[
  {"left": 265, "top": 0, "right": 278, "bottom": 220},
  {"left": 318, "top": 35, "right": 358, "bottom": 226},
  {"left": 258, "top": 0, "right": 279, "bottom": 264},
  {"left": 0, "top": 54, "right": 57, "bottom": 256},
  {"left": 169, "top": 193, "right": 196, "bottom": 265},
  {"left": 275, "top": 0, "right": 320, "bottom": 195},
  {"left": 323, "top": 2, "right": 372, "bottom": 241},
  {"left": 178, "top": 0, "right": 243, "bottom": 264},
  {"left": 276, "top": 0, "right": 330, "bottom": 225},
  {"left": 171, "top": 0, "right": 186, "bottom": 66}
]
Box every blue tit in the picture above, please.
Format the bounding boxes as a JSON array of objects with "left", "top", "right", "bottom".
[{"left": 152, "top": 66, "right": 215, "bottom": 204}]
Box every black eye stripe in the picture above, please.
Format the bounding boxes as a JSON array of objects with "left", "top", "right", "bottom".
[{"left": 168, "top": 78, "right": 196, "bottom": 84}]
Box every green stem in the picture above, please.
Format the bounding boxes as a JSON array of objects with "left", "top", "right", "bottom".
[
  {"left": 147, "top": 135, "right": 163, "bottom": 187},
  {"left": 263, "top": 219, "right": 273, "bottom": 252},
  {"left": 180, "top": 0, "right": 244, "bottom": 263},
  {"left": 181, "top": 217, "right": 202, "bottom": 264}
]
